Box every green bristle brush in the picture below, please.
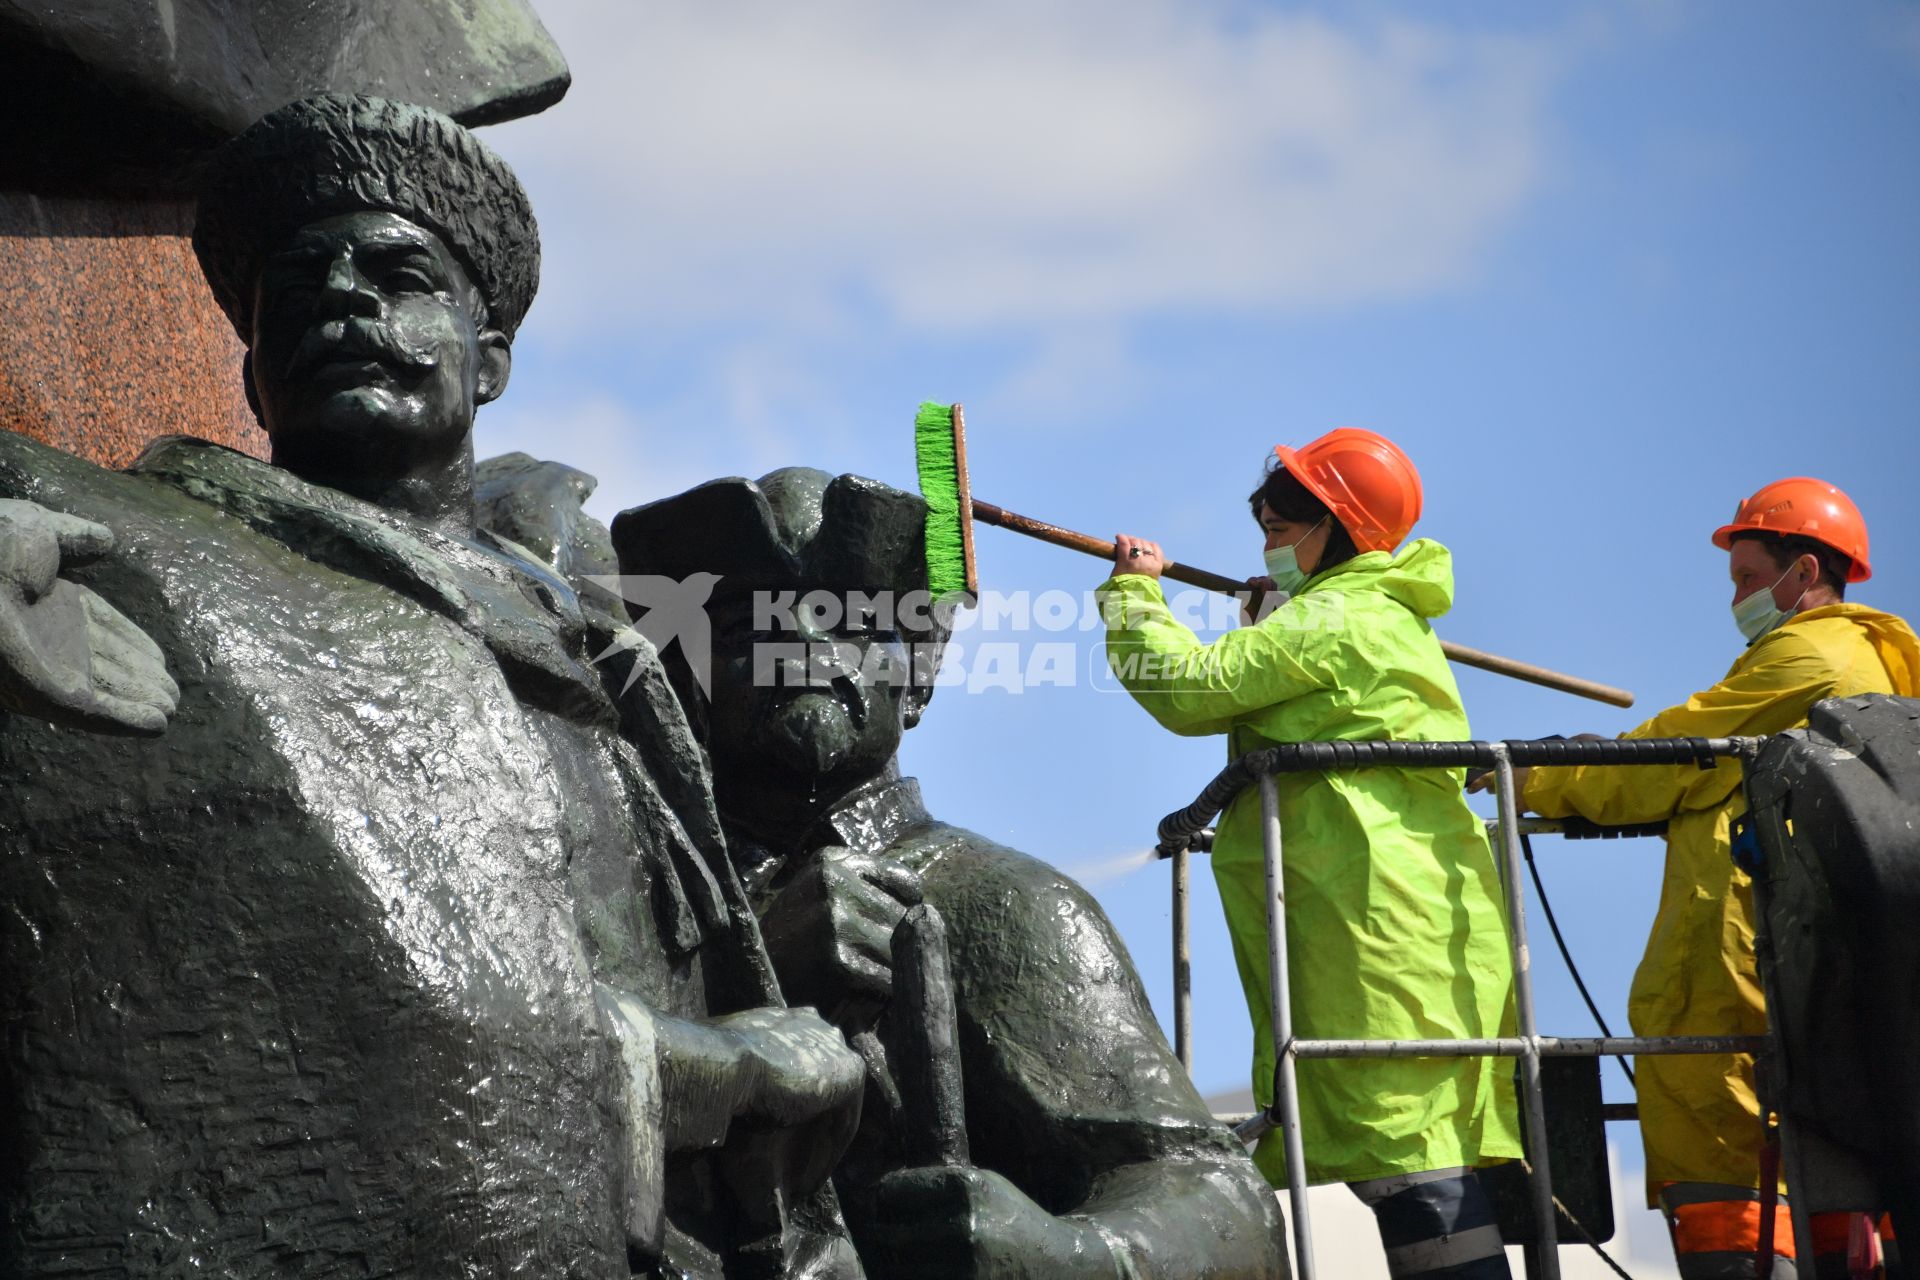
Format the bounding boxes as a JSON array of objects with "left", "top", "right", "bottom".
[{"left": 913, "top": 401, "right": 978, "bottom": 602}]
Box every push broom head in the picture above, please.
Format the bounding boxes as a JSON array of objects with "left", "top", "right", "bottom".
[{"left": 913, "top": 401, "right": 979, "bottom": 602}]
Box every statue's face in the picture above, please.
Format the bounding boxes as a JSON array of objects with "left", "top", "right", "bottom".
[
  {"left": 247, "top": 210, "right": 505, "bottom": 475},
  {"left": 704, "top": 585, "right": 914, "bottom": 795}
]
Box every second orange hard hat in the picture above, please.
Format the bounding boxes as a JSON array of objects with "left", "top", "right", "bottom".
[
  {"left": 1711, "top": 477, "right": 1871, "bottom": 582},
  {"left": 1271, "top": 427, "right": 1424, "bottom": 554}
]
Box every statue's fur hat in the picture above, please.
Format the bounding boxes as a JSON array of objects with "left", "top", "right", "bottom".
[{"left": 193, "top": 94, "right": 539, "bottom": 340}]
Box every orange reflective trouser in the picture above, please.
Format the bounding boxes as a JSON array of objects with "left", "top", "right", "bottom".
[
  {"left": 1662, "top": 1187, "right": 1908, "bottom": 1280},
  {"left": 1660, "top": 1183, "right": 1795, "bottom": 1280}
]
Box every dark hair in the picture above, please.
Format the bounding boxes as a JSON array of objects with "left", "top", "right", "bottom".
[
  {"left": 1730, "top": 530, "right": 1849, "bottom": 599},
  {"left": 1248, "top": 464, "right": 1359, "bottom": 571}
]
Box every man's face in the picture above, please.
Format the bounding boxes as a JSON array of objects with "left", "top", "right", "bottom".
[
  {"left": 1729, "top": 539, "right": 1811, "bottom": 610},
  {"left": 247, "top": 211, "right": 505, "bottom": 475},
  {"left": 703, "top": 584, "right": 916, "bottom": 794}
]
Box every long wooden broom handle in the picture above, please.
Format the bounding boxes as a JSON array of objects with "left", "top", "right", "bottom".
[{"left": 970, "top": 499, "right": 1635, "bottom": 709}]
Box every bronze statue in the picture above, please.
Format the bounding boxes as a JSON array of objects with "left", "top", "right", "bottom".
[
  {"left": 0, "top": 97, "right": 861, "bottom": 1278},
  {"left": 612, "top": 468, "right": 1288, "bottom": 1280}
]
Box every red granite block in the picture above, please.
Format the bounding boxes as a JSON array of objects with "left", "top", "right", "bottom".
[{"left": 0, "top": 191, "right": 267, "bottom": 469}]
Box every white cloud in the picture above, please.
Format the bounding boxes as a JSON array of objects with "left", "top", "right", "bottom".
[
  {"left": 475, "top": 339, "right": 892, "bottom": 520},
  {"left": 487, "top": 0, "right": 1562, "bottom": 338},
  {"left": 475, "top": 2, "right": 1574, "bottom": 515},
  {"left": 478, "top": 388, "right": 791, "bottom": 522}
]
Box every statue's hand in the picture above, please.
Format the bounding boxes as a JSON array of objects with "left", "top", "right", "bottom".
[
  {"left": 0, "top": 500, "right": 177, "bottom": 735},
  {"left": 759, "top": 844, "right": 923, "bottom": 1029},
  {"left": 718, "top": 1005, "right": 865, "bottom": 1129},
  {"left": 857, "top": 1165, "right": 1112, "bottom": 1280},
  {"left": 711, "top": 1006, "right": 866, "bottom": 1214}
]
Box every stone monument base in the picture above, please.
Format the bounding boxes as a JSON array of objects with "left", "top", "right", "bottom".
[{"left": 1, "top": 192, "right": 264, "bottom": 467}]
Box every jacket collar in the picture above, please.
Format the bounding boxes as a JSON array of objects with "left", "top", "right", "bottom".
[
  {"left": 724, "top": 773, "right": 932, "bottom": 906},
  {"left": 810, "top": 773, "right": 931, "bottom": 855}
]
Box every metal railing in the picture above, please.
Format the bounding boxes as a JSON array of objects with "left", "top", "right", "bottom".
[{"left": 1155, "top": 736, "right": 1772, "bottom": 1280}]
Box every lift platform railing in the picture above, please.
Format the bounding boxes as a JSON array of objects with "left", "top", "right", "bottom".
[{"left": 1154, "top": 735, "right": 1771, "bottom": 1280}]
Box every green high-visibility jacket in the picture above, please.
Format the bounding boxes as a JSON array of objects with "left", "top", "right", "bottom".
[{"left": 1100, "top": 538, "right": 1523, "bottom": 1185}]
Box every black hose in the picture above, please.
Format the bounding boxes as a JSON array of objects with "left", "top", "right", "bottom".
[
  {"left": 1521, "top": 832, "right": 1636, "bottom": 1089},
  {"left": 1523, "top": 1158, "right": 1640, "bottom": 1280}
]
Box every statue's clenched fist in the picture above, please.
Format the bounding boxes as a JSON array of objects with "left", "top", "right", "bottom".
[{"left": 0, "top": 499, "right": 177, "bottom": 735}]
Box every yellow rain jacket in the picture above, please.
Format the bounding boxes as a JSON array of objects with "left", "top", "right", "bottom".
[
  {"left": 1101, "top": 539, "right": 1523, "bottom": 1185},
  {"left": 1523, "top": 604, "right": 1920, "bottom": 1203}
]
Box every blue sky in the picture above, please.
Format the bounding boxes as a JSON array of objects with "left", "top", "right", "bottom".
[{"left": 480, "top": 1, "right": 1919, "bottom": 1267}]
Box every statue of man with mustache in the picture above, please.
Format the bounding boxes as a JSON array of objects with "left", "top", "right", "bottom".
[{"left": 0, "top": 96, "right": 863, "bottom": 1279}]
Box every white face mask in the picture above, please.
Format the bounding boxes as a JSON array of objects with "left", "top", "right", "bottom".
[
  {"left": 1731, "top": 565, "right": 1808, "bottom": 644},
  {"left": 1262, "top": 518, "right": 1326, "bottom": 596}
]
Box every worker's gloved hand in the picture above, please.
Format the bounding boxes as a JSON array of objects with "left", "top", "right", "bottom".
[
  {"left": 759, "top": 844, "right": 924, "bottom": 1032},
  {"left": 0, "top": 499, "right": 177, "bottom": 735},
  {"left": 855, "top": 1165, "right": 1113, "bottom": 1280},
  {"left": 1466, "top": 733, "right": 1609, "bottom": 796},
  {"left": 1467, "top": 764, "right": 1534, "bottom": 797}
]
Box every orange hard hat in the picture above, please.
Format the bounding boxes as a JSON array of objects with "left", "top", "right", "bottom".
[
  {"left": 1711, "top": 477, "right": 1871, "bottom": 583},
  {"left": 1270, "top": 427, "right": 1423, "bottom": 554}
]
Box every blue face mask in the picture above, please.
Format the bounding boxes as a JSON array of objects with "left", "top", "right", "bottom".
[
  {"left": 1731, "top": 566, "right": 1807, "bottom": 644},
  {"left": 1262, "top": 518, "right": 1326, "bottom": 596}
]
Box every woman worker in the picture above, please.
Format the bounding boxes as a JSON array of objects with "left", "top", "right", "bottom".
[{"left": 1100, "top": 427, "right": 1523, "bottom": 1280}]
